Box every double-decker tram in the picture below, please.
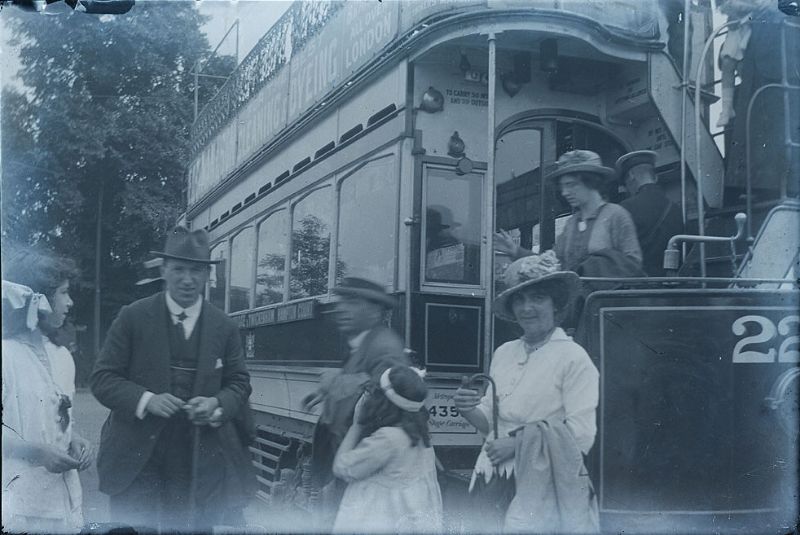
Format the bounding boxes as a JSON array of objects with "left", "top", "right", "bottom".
[{"left": 184, "top": 1, "right": 799, "bottom": 531}]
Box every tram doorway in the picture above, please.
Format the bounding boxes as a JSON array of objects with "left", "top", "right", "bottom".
[{"left": 492, "top": 116, "right": 627, "bottom": 348}]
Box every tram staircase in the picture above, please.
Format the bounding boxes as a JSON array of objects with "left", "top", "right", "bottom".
[
  {"left": 647, "top": 52, "right": 726, "bottom": 210},
  {"left": 249, "top": 426, "right": 312, "bottom": 509}
]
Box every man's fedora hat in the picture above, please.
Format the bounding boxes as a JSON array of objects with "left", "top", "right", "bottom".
[
  {"left": 545, "top": 150, "right": 615, "bottom": 183},
  {"left": 150, "top": 226, "right": 221, "bottom": 264},
  {"left": 615, "top": 150, "right": 657, "bottom": 180},
  {"left": 332, "top": 277, "right": 396, "bottom": 309},
  {"left": 426, "top": 205, "right": 461, "bottom": 232},
  {"left": 494, "top": 250, "right": 580, "bottom": 322}
]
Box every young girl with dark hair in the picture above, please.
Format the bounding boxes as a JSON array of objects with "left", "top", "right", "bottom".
[
  {"left": 2, "top": 246, "right": 93, "bottom": 534},
  {"left": 332, "top": 365, "right": 443, "bottom": 533}
]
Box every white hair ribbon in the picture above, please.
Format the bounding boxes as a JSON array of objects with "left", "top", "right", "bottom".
[
  {"left": 2, "top": 280, "right": 53, "bottom": 331},
  {"left": 379, "top": 368, "right": 425, "bottom": 412}
]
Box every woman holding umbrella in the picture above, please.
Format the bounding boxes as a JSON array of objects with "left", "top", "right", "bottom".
[{"left": 453, "top": 251, "right": 600, "bottom": 533}]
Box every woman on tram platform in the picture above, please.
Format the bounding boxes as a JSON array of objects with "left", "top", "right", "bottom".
[
  {"left": 496, "top": 150, "right": 644, "bottom": 280},
  {"left": 453, "top": 251, "right": 600, "bottom": 533}
]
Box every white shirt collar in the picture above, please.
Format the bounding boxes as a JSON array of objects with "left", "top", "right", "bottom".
[
  {"left": 348, "top": 330, "right": 370, "bottom": 352},
  {"left": 165, "top": 292, "right": 203, "bottom": 319}
]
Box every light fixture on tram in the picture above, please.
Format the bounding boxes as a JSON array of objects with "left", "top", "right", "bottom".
[
  {"left": 502, "top": 72, "right": 522, "bottom": 97},
  {"left": 448, "top": 131, "right": 466, "bottom": 159},
  {"left": 420, "top": 86, "right": 444, "bottom": 113},
  {"left": 540, "top": 38, "right": 559, "bottom": 73}
]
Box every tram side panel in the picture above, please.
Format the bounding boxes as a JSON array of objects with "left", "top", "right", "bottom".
[{"left": 582, "top": 289, "right": 799, "bottom": 533}]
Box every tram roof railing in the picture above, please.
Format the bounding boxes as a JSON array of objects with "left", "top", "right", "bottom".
[{"left": 189, "top": 0, "right": 662, "bottom": 173}]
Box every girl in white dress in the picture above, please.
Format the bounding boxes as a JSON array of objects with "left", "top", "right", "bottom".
[
  {"left": 332, "top": 365, "right": 443, "bottom": 534},
  {"left": 2, "top": 247, "right": 94, "bottom": 534}
]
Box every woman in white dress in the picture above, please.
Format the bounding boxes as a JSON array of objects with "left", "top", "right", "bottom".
[
  {"left": 454, "top": 250, "right": 600, "bottom": 533},
  {"left": 332, "top": 365, "right": 443, "bottom": 534},
  {"left": 2, "top": 247, "right": 94, "bottom": 534}
]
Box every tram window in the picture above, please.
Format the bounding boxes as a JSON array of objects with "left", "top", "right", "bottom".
[
  {"left": 423, "top": 167, "right": 482, "bottom": 286},
  {"left": 255, "top": 210, "right": 288, "bottom": 306},
  {"left": 290, "top": 187, "right": 332, "bottom": 300},
  {"left": 495, "top": 128, "right": 544, "bottom": 252},
  {"left": 337, "top": 157, "right": 397, "bottom": 287},
  {"left": 229, "top": 227, "right": 254, "bottom": 313},
  {"left": 208, "top": 242, "right": 227, "bottom": 311}
]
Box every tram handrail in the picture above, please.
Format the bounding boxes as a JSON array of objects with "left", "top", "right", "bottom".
[
  {"left": 745, "top": 19, "right": 800, "bottom": 243},
  {"left": 692, "top": 19, "right": 739, "bottom": 278},
  {"left": 663, "top": 212, "right": 746, "bottom": 273}
]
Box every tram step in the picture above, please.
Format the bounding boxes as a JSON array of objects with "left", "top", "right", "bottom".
[
  {"left": 254, "top": 435, "right": 292, "bottom": 451},
  {"left": 249, "top": 446, "right": 280, "bottom": 463},
  {"left": 253, "top": 460, "right": 277, "bottom": 476},
  {"left": 256, "top": 475, "right": 277, "bottom": 488}
]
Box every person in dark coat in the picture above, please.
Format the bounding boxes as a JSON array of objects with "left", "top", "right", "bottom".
[
  {"left": 90, "top": 227, "right": 253, "bottom": 532},
  {"left": 616, "top": 151, "right": 684, "bottom": 276},
  {"left": 302, "top": 277, "right": 409, "bottom": 528}
]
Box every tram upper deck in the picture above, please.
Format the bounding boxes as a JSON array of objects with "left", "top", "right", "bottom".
[{"left": 187, "top": 0, "right": 667, "bottom": 214}]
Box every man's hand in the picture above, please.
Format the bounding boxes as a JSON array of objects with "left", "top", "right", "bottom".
[
  {"left": 69, "top": 434, "right": 95, "bottom": 471},
  {"left": 301, "top": 390, "right": 324, "bottom": 411},
  {"left": 185, "top": 396, "right": 220, "bottom": 425},
  {"left": 485, "top": 436, "right": 516, "bottom": 466},
  {"left": 207, "top": 407, "right": 224, "bottom": 428},
  {"left": 34, "top": 444, "right": 81, "bottom": 473},
  {"left": 145, "top": 393, "right": 185, "bottom": 418},
  {"left": 318, "top": 369, "right": 340, "bottom": 392}
]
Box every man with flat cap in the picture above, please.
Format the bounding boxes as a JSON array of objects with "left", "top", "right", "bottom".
[
  {"left": 302, "top": 277, "right": 410, "bottom": 526},
  {"left": 91, "top": 227, "right": 253, "bottom": 532},
  {"left": 616, "top": 150, "right": 683, "bottom": 276}
]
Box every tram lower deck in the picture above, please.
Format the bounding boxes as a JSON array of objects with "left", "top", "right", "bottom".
[{"left": 183, "top": 1, "right": 799, "bottom": 532}]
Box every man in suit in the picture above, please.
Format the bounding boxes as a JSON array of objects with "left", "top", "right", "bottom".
[
  {"left": 302, "top": 277, "right": 409, "bottom": 525},
  {"left": 90, "top": 227, "right": 252, "bottom": 532},
  {"left": 616, "top": 151, "right": 684, "bottom": 276}
]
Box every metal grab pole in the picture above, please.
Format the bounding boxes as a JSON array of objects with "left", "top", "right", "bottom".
[
  {"left": 679, "top": 0, "right": 692, "bottom": 261},
  {"left": 484, "top": 33, "right": 497, "bottom": 379},
  {"left": 694, "top": 19, "right": 738, "bottom": 278}
]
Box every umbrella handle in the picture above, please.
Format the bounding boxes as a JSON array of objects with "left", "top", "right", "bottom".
[{"left": 462, "top": 374, "right": 499, "bottom": 440}]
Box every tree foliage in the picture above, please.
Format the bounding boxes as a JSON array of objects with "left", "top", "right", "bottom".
[{"left": 1, "top": 3, "right": 232, "bottom": 360}]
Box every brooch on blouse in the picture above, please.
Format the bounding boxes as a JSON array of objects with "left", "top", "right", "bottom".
[{"left": 57, "top": 394, "right": 71, "bottom": 432}]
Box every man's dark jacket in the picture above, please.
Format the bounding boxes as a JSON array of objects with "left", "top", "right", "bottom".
[
  {"left": 620, "top": 183, "right": 683, "bottom": 276},
  {"left": 310, "top": 325, "right": 408, "bottom": 487},
  {"left": 90, "top": 292, "right": 252, "bottom": 498}
]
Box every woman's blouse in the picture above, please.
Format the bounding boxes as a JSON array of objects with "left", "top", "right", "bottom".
[
  {"left": 471, "top": 328, "right": 599, "bottom": 485},
  {"left": 1, "top": 334, "right": 83, "bottom": 531},
  {"left": 554, "top": 202, "right": 642, "bottom": 271},
  {"left": 333, "top": 426, "right": 443, "bottom": 533}
]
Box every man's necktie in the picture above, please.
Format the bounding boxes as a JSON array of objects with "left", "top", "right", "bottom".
[{"left": 174, "top": 311, "right": 188, "bottom": 339}]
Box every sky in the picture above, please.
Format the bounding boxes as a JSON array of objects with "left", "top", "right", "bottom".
[
  {"left": 0, "top": 0, "right": 291, "bottom": 91},
  {"left": 196, "top": 0, "right": 291, "bottom": 64}
]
